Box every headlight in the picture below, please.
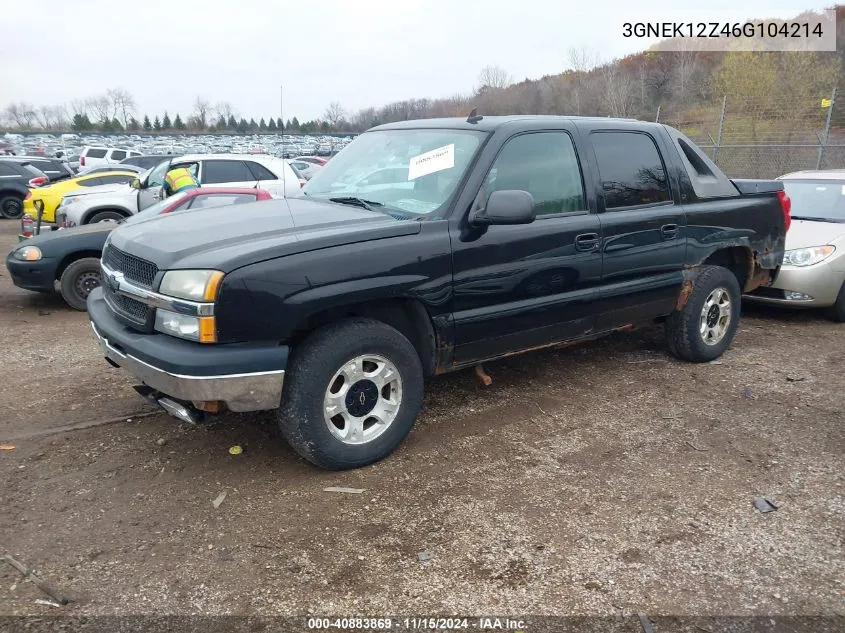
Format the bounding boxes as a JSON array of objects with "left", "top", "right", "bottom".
[
  {"left": 154, "top": 309, "right": 216, "bottom": 343},
  {"left": 159, "top": 270, "right": 224, "bottom": 302},
  {"left": 782, "top": 245, "right": 835, "bottom": 267},
  {"left": 13, "top": 245, "right": 42, "bottom": 261}
]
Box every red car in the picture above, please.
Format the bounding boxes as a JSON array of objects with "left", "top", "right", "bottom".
[{"left": 9, "top": 188, "right": 273, "bottom": 310}]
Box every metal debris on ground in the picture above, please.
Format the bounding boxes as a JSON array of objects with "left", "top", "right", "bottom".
[
  {"left": 753, "top": 497, "right": 778, "bottom": 513},
  {"left": 686, "top": 440, "right": 709, "bottom": 452},
  {"left": 34, "top": 598, "right": 61, "bottom": 608},
  {"left": 228, "top": 445, "right": 243, "bottom": 455},
  {"left": 323, "top": 487, "right": 365, "bottom": 494},
  {"left": 786, "top": 376, "right": 805, "bottom": 382},
  {"left": 638, "top": 613, "right": 655, "bottom": 633},
  {"left": 474, "top": 364, "right": 493, "bottom": 386},
  {"left": 156, "top": 438, "right": 166, "bottom": 446},
  {"left": 0, "top": 444, "right": 15, "bottom": 451},
  {"left": 212, "top": 491, "right": 228, "bottom": 509},
  {"left": 417, "top": 550, "right": 434, "bottom": 562},
  {"left": 1, "top": 554, "right": 70, "bottom": 605}
]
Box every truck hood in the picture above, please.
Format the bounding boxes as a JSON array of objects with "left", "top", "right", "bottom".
[
  {"left": 785, "top": 219, "right": 845, "bottom": 250},
  {"left": 108, "top": 197, "right": 422, "bottom": 272}
]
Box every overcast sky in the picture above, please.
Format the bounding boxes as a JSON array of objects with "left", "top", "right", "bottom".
[{"left": 0, "top": 0, "right": 832, "bottom": 122}]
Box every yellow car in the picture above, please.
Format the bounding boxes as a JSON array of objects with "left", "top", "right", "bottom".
[{"left": 24, "top": 171, "right": 139, "bottom": 223}]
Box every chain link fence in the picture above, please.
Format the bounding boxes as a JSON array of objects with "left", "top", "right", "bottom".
[{"left": 656, "top": 88, "right": 842, "bottom": 178}]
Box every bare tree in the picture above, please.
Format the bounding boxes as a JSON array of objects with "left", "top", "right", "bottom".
[
  {"left": 601, "top": 61, "right": 635, "bottom": 117},
  {"left": 568, "top": 46, "right": 600, "bottom": 115},
  {"left": 193, "top": 96, "right": 211, "bottom": 130},
  {"left": 477, "top": 65, "right": 512, "bottom": 92},
  {"left": 214, "top": 101, "right": 236, "bottom": 122},
  {"left": 107, "top": 88, "right": 136, "bottom": 127},
  {"left": 323, "top": 101, "right": 346, "bottom": 128},
  {"left": 89, "top": 95, "right": 111, "bottom": 123},
  {"left": 673, "top": 41, "right": 699, "bottom": 101},
  {"left": 34, "top": 106, "right": 54, "bottom": 129},
  {"left": 5, "top": 103, "right": 27, "bottom": 128}
]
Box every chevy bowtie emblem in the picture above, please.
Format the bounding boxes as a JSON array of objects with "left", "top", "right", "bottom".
[
  {"left": 106, "top": 271, "right": 123, "bottom": 292},
  {"left": 359, "top": 392, "right": 366, "bottom": 405}
]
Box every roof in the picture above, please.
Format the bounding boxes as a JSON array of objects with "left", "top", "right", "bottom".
[
  {"left": 371, "top": 115, "right": 642, "bottom": 132},
  {"left": 779, "top": 170, "right": 845, "bottom": 181},
  {"left": 175, "top": 153, "right": 284, "bottom": 164}
]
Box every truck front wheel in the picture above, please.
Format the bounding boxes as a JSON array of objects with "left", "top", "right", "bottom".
[
  {"left": 278, "top": 318, "right": 424, "bottom": 470},
  {"left": 665, "top": 265, "right": 741, "bottom": 362}
]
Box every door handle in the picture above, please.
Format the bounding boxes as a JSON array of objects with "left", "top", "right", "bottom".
[
  {"left": 661, "top": 223, "right": 679, "bottom": 238},
  {"left": 575, "top": 232, "right": 600, "bottom": 252}
]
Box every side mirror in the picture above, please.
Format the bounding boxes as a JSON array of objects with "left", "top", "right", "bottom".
[
  {"left": 470, "top": 190, "right": 535, "bottom": 227},
  {"left": 130, "top": 177, "right": 141, "bottom": 190}
]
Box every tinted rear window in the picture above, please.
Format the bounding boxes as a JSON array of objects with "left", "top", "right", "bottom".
[
  {"left": 110, "top": 150, "right": 127, "bottom": 161},
  {"left": 591, "top": 131, "right": 671, "bottom": 209},
  {"left": 201, "top": 160, "right": 254, "bottom": 184},
  {"left": 245, "top": 161, "right": 277, "bottom": 181},
  {"left": 85, "top": 148, "right": 108, "bottom": 158}
]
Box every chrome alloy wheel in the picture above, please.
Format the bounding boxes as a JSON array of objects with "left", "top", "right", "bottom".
[
  {"left": 699, "top": 287, "right": 732, "bottom": 346},
  {"left": 324, "top": 354, "right": 403, "bottom": 445}
]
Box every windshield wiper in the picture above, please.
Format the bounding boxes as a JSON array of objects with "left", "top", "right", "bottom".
[
  {"left": 328, "top": 196, "right": 384, "bottom": 212},
  {"left": 791, "top": 216, "right": 845, "bottom": 223}
]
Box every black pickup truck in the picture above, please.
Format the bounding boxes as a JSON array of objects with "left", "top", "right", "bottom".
[{"left": 87, "top": 115, "right": 789, "bottom": 470}]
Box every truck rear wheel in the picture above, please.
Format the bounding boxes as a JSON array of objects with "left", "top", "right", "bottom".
[
  {"left": 665, "top": 265, "right": 741, "bottom": 362},
  {"left": 278, "top": 318, "right": 424, "bottom": 470}
]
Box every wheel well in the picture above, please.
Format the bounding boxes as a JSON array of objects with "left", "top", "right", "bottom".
[
  {"left": 55, "top": 250, "right": 102, "bottom": 280},
  {"left": 82, "top": 208, "right": 129, "bottom": 224},
  {"left": 290, "top": 299, "right": 437, "bottom": 376},
  {"left": 702, "top": 247, "right": 752, "bottom": 291},
  {"left": 0, "top": 188, "right": 24, "bottom": 200}
]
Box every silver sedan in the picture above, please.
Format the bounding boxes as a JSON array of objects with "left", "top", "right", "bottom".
[{"left": 745, "top": 169, "right": 845, "bottom": 320}]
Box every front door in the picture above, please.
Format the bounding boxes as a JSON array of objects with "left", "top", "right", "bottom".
[
  {"left": 450, "top": 129, "right": 603, "bottom": 365},
  {"left": 586, "top": 129, "right": 687, "bottom": 330},
  {"left": 137, "top": 158, "right": 171, "bottom": 210}
]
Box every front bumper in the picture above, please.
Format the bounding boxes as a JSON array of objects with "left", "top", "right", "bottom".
[
  {"left": 88, "top": 287, "right": 288, "bottom": 412},
  {"left": 744, "top": 262, "right": 844, "bottom": 308},
  {"left": 5, "top": 253, "right": 58, "bottom": 292}
]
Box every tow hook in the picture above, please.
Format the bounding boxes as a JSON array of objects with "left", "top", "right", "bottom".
[{"left": 132, "top": 385, "right": 207, "bottom": 425}]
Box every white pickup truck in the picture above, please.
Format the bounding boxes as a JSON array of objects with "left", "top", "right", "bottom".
[{"left": 57, "top": 154, "right": 300, "bottom": 226}]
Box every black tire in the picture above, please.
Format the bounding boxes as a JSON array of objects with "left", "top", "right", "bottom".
[
  {"left": 87, "top": 210, "right": 124, "bottom": 224},
  {"left": 278, "top": 318, "right": 424, "bottom": 470},
  {"left": 826, "top": 282, "right": 845, "bottom": 322},
  {"left": 0, "top": 193, "right": 24, "bottom": 219},
  {"left": 665, "top": 265, "right": 741, "bottom": 362},
  {"left": 59, "top": 257, "right": 102, "bottom": 311}
]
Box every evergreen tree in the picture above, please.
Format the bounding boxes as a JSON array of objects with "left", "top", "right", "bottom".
[
  {"left": 153, "top": 115, "right": 161, "bottom": 131},
  {"left": 291, "top": 116, "right": 300, "bottom": 131},
  {"left": 216, "top": 115, "right": 226, "bottom": 130},
  {"left": 267, "top": 118, "right": 277, "bottom": 131},
  {"left": 111, "top": 117, "right": 123, "bottom": 131},
  {"left": 99, "top": 118, "right": 113, "bottom": 133},
  {"left": 227, "top": 114, "right": 237, "bottom": 129},
  {"left": 236, "top": 118, "right": 248, "bottom": 134},
  {"left": 142, "top": 115, "right": 152, "bottom": 131},
  {"left": 259, "top": 117, "right": 267, "bottom": 130},
  {"left": 128, "top": 117, "right": 140, "bottom": 131},
  {"left": 174, "top": 113, "right": 185, "bottom": 130},
  {"left": 71, "top": 113, "right": 91, "bottom": 133},
  {"left": 162, "top": 111, "right": 172, "bottom": 129},
  {"left": 276, "top": 117, "right": 283, "bottom": 130},
  {"left": 248, "top": 118, "right": 257, "bottom": 131},
  {"left": 285, "top": 118, "right": 292, "bottom": 130},
  {"left": 320, "top": 120, "right": 330, "bottom": 132}
]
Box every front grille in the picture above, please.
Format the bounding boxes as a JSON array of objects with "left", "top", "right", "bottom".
[
  {"left": 102, "top": 245, "right": 158, "bottom": 288},
  {"left": 103, "top": 283, "right": 150, "bottom": 325}
]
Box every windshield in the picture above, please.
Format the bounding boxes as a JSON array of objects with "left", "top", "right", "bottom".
[
  {"left": 123, "top": 190, "right": 190, "bottom": 224},
  {"left": 301, "top": 129, "right": 486, "bottom": 216},
  {"left": 783, "top": 179, "right": 845, "bottom": 222}
]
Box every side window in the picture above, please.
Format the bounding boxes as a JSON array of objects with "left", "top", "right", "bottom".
[
  {"left": 187, "top": 194, "right": 256, "bottom": 209},
  {"left": 78, "top": 177, "right": 104, "bottom": 187},
  {"left": 86, "top": 148, "right": 108, "bottom": 159},
  {"left": 0, "top": 163, "right": 18, "bottom": 176},
  {"left": 99, "top": 174, "right": 134, "bottom": 185},
  {"left": 110, "top": 150, "right": 127, "bottom": 161},
  {"left": 591, "top": 132, "right": 670, "bottom": 210},
  {"left": 201, "top": 160, "right": 254, "bottom": 184},
  {"left": 244, "top": 161, "right": 277, "bottom": 181},
  {"left": 485, "top": 132, "right": 585, "bottom": 215},
  {"left": 146, "top": 160, "right": 171, "bottom": 187}
]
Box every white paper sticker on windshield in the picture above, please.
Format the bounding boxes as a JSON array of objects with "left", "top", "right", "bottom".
[
  {"left": 841, "top": 184, "right": 845, "bottom": 195},
  {"left": 407, "top": 144, "right": 454, "bottom": 181}
]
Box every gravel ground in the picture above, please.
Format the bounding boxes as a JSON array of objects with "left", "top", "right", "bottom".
[{"left": 0, "top": 220, "right": 843, "bottom": 623}]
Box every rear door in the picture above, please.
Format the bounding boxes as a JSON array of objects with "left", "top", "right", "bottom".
[{"left": 584, "top": 126, "right": 686, "bottom": 330}]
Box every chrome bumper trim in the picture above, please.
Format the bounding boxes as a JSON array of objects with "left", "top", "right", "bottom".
[
  {"left": 100, "top": 263, "right": 215, "bottom": 316},
  {"left": 91, "top": 322, "right": 284, "bottom": 412}
]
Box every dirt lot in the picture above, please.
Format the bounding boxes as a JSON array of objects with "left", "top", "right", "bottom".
[{"left": 1, "top": 220, "right": 843, "bottom": 622}]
